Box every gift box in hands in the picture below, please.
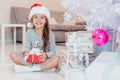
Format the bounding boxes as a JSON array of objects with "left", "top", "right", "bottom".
[
  {"left": 24, "top": 40, "right": 44, "bottom": 64},
  {"left": 26, "top": 53, "right": 42, "bottom": 64},
  {"left": 24, "top": 48, "right": 43, "bottom": 64}
]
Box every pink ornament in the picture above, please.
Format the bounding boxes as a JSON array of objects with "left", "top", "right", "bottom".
[{"left": 92, "top": 29, "right": 109, "bottom": 46}]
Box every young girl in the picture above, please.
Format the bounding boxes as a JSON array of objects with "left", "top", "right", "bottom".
[{"left": 9, "top": 3, "right": 60, "bottom": 72}]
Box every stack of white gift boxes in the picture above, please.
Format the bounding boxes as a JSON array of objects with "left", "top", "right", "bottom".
[
  {"left": 65, "top": 31, "right": 94, "bottom": 67},
  {"left": 64, "top": 31, "right": 94, "bottom": 80}
]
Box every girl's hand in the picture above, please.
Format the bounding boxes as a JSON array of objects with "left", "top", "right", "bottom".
[
  {"left": 23, "top": 51, "right": 29, "bottom": 56},
  {"left": 40, "top": 52, "right": 48, "bottom": 62}
]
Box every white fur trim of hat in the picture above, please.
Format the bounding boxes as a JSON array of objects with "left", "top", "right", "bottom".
[{"left": 28, "top": 3, "right": 50, "bottom": 20}]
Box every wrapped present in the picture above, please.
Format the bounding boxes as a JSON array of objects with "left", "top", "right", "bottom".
[
  {"left": 63, "top": 31, "right": 95, "bottom": 80},
  {"left": 24, "top": 40, "right": 43, "bottom": 64},
  {"left": 25, "top": 54, "right": 42, "bottom": 64},
  {"left": 66, "top": 31, "right": 94, "bottom": 53},
  {"left": 65, "top": 31, "right": 94, "bottom": 67},
  {"left": 85, "top": 51, "right": 120, "bottom": 80}
]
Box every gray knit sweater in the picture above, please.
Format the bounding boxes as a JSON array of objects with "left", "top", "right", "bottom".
[{"left": 24, "top": 29, "right": 56, "bottom": 57}]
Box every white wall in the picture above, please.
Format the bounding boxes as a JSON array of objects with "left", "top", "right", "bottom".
[
  {"left": 0, "top": 0, "right": 65, "bottom": 41},
  {"left": 0, "top": 0, "right": 65, "bottom": 24}
]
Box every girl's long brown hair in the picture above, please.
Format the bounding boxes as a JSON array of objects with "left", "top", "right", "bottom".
[
  {"left": 42, "top": 18, "right": 50, "bottom": 52},
  {"left": 32, "top": 17, "right": 50, "bottom": 52}
]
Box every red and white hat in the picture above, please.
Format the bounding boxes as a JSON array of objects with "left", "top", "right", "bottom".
[{"left": 28, "top": 3, "right": 50, "bottom": 20}]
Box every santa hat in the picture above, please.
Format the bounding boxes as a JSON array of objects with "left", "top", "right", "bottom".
[
  {"left": 27, "top": 3, "right": 50, "bottom": 27},
  {"left": 28, "top": 3, "right": 50, "bottom": 20}
]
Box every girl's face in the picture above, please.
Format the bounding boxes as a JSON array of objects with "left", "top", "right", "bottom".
[{"left": 31, "top": 14, "right": 47, "bottom": 29}]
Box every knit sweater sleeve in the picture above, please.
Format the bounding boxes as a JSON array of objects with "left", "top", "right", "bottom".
[{"left": 24, "top": 29, "right": 32, "bottom": 51}]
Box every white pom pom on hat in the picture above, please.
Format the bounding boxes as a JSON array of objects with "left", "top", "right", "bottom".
[{"left": 28, "top": 3, "right": 50, "bottom": 20}]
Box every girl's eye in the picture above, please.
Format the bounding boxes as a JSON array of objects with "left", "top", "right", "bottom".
[
  {"left": 34, "top": 16, "right": 38, "bottom": 18},
  {"left": 41, "top": 16, "right": 45, "bottom": 19}
]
